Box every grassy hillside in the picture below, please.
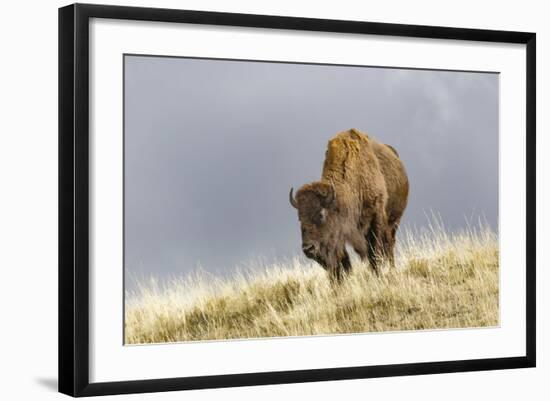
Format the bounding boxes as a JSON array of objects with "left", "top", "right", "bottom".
[{"left": 125, "top": 221, "right": 499, "bottom": 344}]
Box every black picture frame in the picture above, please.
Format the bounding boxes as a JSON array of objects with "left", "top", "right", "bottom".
[{"left": 58, "top": 3, "right": 536, "bottom": 397}]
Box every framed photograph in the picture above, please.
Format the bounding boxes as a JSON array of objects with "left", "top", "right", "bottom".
[{"left": 58, "top": 3, "right": 536, "bottom": 397}]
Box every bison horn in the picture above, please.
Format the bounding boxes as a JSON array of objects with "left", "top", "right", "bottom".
[
  {"left": 289, "top": 188, "right": 298, "bottom": 209},
  {"left": 322, "top": 183, "right": 335, "bottom": 206}
]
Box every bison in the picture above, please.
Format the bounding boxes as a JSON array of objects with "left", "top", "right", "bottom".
[{"left": 289, "top": 128, "right": 409, "bottom": 280}]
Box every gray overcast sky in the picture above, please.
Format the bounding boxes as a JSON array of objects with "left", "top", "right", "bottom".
[{"left": 124, "top": 55, "right": 498, "bottom": 287}]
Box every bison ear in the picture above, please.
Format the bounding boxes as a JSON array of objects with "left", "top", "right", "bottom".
[
  {"left": 319, "top": 183, "right": 336, "bottom": 208},
  {"left": 320, "top": 208, "right": 327, "bottom": 223}
]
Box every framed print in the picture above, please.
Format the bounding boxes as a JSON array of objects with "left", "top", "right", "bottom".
[{"left": 58, "top": 3, "right": 536, "bottom": 397}]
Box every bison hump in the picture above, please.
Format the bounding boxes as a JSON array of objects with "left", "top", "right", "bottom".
[{"left": 322, "top": 129, "right": 375, "bottom": 180}]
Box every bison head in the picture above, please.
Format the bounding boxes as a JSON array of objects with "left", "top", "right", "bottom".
[{"left": 289, "top": 182, "right": 337, "bottom": 267}]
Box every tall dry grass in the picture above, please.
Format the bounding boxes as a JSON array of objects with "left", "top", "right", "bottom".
[{"left": 125, "top": 220, "right": 499, "bottom": 344}]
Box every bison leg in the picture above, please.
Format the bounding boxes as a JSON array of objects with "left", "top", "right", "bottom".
[
  {"left": 328, "top": 264, "right": 343, "bottom": 282},
  {"left": 366, "top": 214, "right": 387, "bottom": 274},
  {"left": 327, "top": 249, "right": 352, "bottom": 283},
  {"left": 341, "top": 249, "right": 352, "bottom": 274},
  {"left": 366, "top": 231, "right": 380, "bottom": 274},
  {"left": 385, "top": 225, "right": 397, "bottom": 268},
  {"left": 348, "top": 230, "right": 369, "bottom": 263},
  {"left": 385, "top": 215, "right": 403, "bottom": 268}
]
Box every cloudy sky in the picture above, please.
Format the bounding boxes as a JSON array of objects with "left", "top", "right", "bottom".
[{"left": 124, "top": 55, "right": 499, "bottom": 287}]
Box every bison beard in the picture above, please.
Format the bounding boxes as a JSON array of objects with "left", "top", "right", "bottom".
[{"left": 289, "top": 128, "right": 409, "bottom": 280}]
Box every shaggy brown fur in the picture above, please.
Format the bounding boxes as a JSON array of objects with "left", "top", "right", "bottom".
[{"left": 289, "top": 128, "right": 409, "bottom": 280}]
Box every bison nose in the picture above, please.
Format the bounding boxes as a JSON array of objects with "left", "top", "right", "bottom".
[{"left": 302, "top": 243, "right": 317, "bottom": 257}]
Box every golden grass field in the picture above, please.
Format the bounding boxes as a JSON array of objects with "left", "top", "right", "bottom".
[{"left": 125, "top": 221, "right": 499, "bottom": 344}]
